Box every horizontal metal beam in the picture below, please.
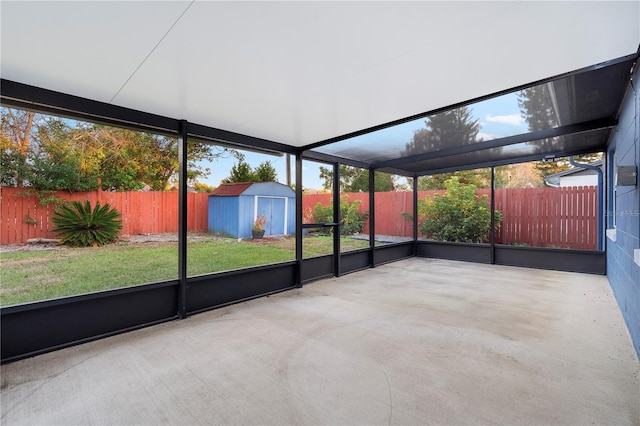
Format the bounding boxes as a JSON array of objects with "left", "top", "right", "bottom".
[
  {"left": 302, "top": 150, "right": 371, "bottom": 169},
  {"left": 376, "top": 166, "right": 419, "bottom": 177},
  {"left": 1, "top": 79, "right": 181, "bottom": 135},
  {"left": 187, "top": 122, "right": 296, "bottom": 155},
  {"left": 413, "top": 142, "right": 608, "bottom": 177},
  {"left": 372, "top": 117, "right": 617, "bottom": 170}
]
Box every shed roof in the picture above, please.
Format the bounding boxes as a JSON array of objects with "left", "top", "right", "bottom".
[
  {"left": 210, "top": 182, "right": 295, "bottom": 197},
  {"left": 210, "top": 182, "right": 254, "bottom": 196}
]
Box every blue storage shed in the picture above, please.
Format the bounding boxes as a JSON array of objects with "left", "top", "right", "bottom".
[{"left": 208, "top": 182, "right": 296, "bottom": 238}]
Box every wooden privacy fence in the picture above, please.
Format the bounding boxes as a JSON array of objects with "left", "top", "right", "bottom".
[
  {"left": 303, "top": 186, "right": 598, "bottom": 250},
  {"left": 0, "top": 187, "right": 209, "bottom": 245},
  {"left": 1, "top": 186, "right": 597, "bottom": 249},
  {"left": 494, "top": 186, "right": 597, "bottom": 250}
]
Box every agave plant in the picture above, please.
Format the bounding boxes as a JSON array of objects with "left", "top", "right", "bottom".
[{"left": 52, "top": 200, "right": 123, "bottom": 247}]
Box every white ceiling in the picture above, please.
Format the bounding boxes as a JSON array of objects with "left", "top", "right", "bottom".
[{"left": 1, "top": 1, "right": 639, "bottom": 147}]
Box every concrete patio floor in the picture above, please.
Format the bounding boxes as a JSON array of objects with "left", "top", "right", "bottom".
[{"left": 1, "top": 258, "right": 639, "bottom": 425}]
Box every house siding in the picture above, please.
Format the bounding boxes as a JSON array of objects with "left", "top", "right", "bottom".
[{"left": 606, "top": 64, "right": 640, "bottom": 358}]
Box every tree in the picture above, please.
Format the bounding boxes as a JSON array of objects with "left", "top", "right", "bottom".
[
  {"left": 494, "top": 163, "right": 544, "bottom": 188},
  {"left": 318, "top": 165, "right": 395, "bottom": 192},
  {"left": 0, "top": 110, "right": 96, "bottom": 191},
  {"left": 517, "top": 86, "right": 568, "bottom": 179},
  {"left": 71, "top": 125, "right": 221, "bottom": 191},
  {"left": 193, "top": 182, "right": 216, "bottom": 193},
  {"left": 418, "top": 169, "right": 490, "bottom": 190},
  {"left": 1, "top": 107, "right": 237, "bottom": 191},
  {"left": 29, "top": 118, "right": 98, "bottom": 191},
  {"left": 405, "top": 106, "right": 486, "bottom": 189},
  {"left": 405, "top": 106, "right": 481, "bottom": 156},
  {"left": 254, "top": 161, "right": 278, "bottom": 182},
  {"left": 221, "top": 160, "right": 278, "bottom": 184},
  {"left": 1, "top": 108, "right": 38, "bottom": 186},
  {"left": 221, "top": 160, "right": 254, "bottom": 183}
]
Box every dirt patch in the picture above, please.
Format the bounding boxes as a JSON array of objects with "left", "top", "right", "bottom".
[
  {"left": 0, "top": 242, "right": 65, "bottom": 254},
  {"left": 0, "top": 233, "right": 217, "bottom": 253}
]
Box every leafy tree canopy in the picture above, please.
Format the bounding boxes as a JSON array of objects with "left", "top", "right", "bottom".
[
  {"left": 254, "top": 161, "right": 278, "bottom": 182},
  {"left": 319, "top": 165, "right": 395, "bottom": 192},
  {"left": 221, "top": 160, "right": 278, "bottom": 184},
  {"left": 418, "top": 169, "right": 490, "bottom": 190},
  {"left": 1, "top": 107, "right": 237, "bottom": 191},
  {"left": 405, "top": 106, "right": 481, "bottom": 156}
]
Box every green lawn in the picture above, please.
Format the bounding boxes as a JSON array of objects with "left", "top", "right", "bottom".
[{"left": 0, "top": 236, "right": 369, "bottom": 306}]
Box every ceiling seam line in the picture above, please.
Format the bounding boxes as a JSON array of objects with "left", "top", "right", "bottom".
[{"left": 108, "top": 0, "right": 196, "bottom": 104}]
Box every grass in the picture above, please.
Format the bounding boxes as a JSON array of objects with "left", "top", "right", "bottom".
[{"left": 0, "top": 235, "right": 369, "bottom": 307}]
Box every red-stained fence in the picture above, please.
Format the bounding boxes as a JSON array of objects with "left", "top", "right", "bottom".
[
  {"left": 1, "top": 186, "right": 597, "bottom": 249},
  {"left": 0, "top": 187, "right": 209, "bottom": 245},
  {"left": 302, "top": 187, "right": 598, "bottom": 250},
  {"left": 494, "top": 186, "right": 597, "bottom": 250}
]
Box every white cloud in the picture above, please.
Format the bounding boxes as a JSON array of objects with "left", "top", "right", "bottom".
[
  {"left": 476, "top": 132, "right": 499, "bottom": 141},
  {"left": 485, "top": 114, "right": 525, "bottom": 126}
]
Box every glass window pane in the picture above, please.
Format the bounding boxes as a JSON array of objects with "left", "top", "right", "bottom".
[
  {"left": 495, "top": 154, "right": 602, "bottom": 250},
  {"left": 187, "top": 143, "right": 295, "bottom": 277},
  {"left": 301, "top": 160, "right": 334, "bottom": 258},
  {"left": 1, "top": 107, "right": 178, "bottom": 306},
  {"left": 339, "top": 166, "right": 371, "bottom": 253},
  {"left": 374, "top": 173, "right": 414, "bottom": 244},
  {"left": 417, "top": 168, "right": 493, "bottom": 243}
]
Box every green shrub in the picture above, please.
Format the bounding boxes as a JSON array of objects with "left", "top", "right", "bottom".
[
  {"left": 52, "top": 200, "right": 123, "bottom": 247},
  {"left": 312, "top": 195, "right": 369, "bottom": 236},
  {"left": 418, "top": 177, "right": 502, "bottom": 243}
]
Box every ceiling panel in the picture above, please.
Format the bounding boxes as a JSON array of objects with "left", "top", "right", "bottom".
[
  {"left": 1, "top": 1, "right": 638, "bottom": 148},
  {"left": 1, "top": 1, "right": 191, "bottom": 103}
]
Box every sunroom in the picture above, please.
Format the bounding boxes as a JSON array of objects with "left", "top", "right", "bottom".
[{"left": 1, "top": 0, "right": 638, "bottom": 395}]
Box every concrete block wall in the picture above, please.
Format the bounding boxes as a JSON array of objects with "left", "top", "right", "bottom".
[{"left": 607, "top": 63, "right": 640, "bottom": 358}]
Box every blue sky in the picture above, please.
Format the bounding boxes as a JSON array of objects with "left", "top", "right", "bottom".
[
  {"left": 198, "top": 150, "right": 332, "bottom": 191},
  {"left": 198, "top": 150, "right": 301, "bottom": 188},
  {"left": 471, "top": 92, "right": 529, "bottom": 141}
]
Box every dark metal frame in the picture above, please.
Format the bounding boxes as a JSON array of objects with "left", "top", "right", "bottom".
[
  {"left": 415, "top": 240, "right": 605, "bottom": 274},
  {"left": 2, "top": 51, "right": 631, "bottom": 362},
  {"left": 178, "top": 120, "right": 188, "bottom": 319},
  {"left": 371, "top": 119, "right": 617, "bottom": 170},
  {"left": 295, "top": 153, "right": 303, "bottom": 287},
  {"left": 333, "top": 163, "right": 341, "bottom": 277},
  {"left": 1, "top": 280, "right": 180, "bottom": 363},
  {"left": 369, "top": 169, "right": 376, "bottom": 265},
  {"left": 186, "top": 262, "right": 297, "bottom": 315}
]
